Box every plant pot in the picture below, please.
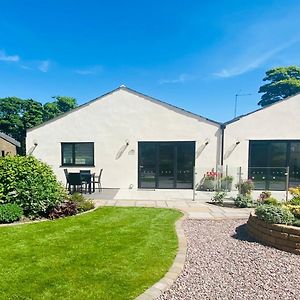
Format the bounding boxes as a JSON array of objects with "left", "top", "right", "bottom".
[
  {"left": 221, "top": 180, "right": 232, "bottom": 191},
  {"left": 201, "top": 179, "right": 215, "bottom": 191}
]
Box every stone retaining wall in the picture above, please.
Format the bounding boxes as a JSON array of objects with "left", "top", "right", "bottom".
[{"left": 247, "top": 213, "right": 300, "bottom": 255}]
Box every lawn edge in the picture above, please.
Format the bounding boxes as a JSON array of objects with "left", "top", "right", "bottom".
[
  {"left": 135, "top": 210, "right": 187, "bottom": 300},
  {"left": 0, "top": 206, "right": 99, "bottom": 227}
]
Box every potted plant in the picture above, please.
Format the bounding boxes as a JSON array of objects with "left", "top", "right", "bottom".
[
  {"left": 221, "top": 175, "right": 234, "bottom": 191},
  {"left": 200, "top": 170, "right": 218, "bottom": 191}
]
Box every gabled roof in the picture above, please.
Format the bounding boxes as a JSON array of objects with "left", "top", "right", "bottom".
[
  {"left": 224, "top": 92, "right": 300, "bottom": 126},
  {"left": 0, "top": 131, "right": 21, "bottom": 147},
  {"left": 27, "top": 86, "right": 221, "bottom": 132}
]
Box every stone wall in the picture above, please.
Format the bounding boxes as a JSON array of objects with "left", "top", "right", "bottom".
[{"left": 247, "top": 213, "right": 300, "bottom": 255}]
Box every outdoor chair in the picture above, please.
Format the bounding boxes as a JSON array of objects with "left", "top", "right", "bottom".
[
  {"left": 91, "top": 169, "right": 103, "bottom": 192},
  {"left": 68, "top": 173, "right": 84, "bottom": 194},
  {"left": 80, "top": 170, "right": 91, "bottom": 192},
  {"left": 63, "top": 168, "right": 69, "bottom": 190}
]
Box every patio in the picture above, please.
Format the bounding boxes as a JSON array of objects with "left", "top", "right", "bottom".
[{"left": 88, "top": 189, "right": 255, "bottom": 219}]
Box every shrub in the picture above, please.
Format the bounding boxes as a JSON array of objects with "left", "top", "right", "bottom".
[
  {"left": 293, "top": 219, "right": 300, "bottom": 227},
  {"left": 255, "top": 205, "right": 295, "bottom": 225},
  {"left": 48, "top": 200, "right": 77, "bottom": 219},
  {"left": 258, "top": 191, "right": 272, "bottom": 202},
  {"left": 211, "top": 191, "right": 227, "bottom": 206},
  {"left": 0, "top": 155, "right": 65, "bottom": 216},
  {"left": 234, "top": 195, "right": 254, "bottom": 208},
  {"left": 236, "top": 179, "right": 254, "bottom": 196},
  {"left": 286, "top": 205, "right": 300, "bottom": 218},
  {"left": 0, "top": 203, "right": 23, "bottom": 223},
  {"left": 70, "top": 193, "right": 95, "bottom": 212},
  {"left": 289, "top": 186, "right": 300, "bottom": 198},
  {"left": 287, "top": 197, "right": 300, "bottom": 206},
  {"left": 263, "top": 197, "right": 281, "bottom": 206}
]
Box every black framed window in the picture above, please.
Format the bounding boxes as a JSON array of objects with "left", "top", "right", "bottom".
[{"left": 61, "top": 142, "right": 94, "bottom": 166}]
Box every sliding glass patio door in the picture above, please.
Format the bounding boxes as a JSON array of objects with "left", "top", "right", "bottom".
[{"left": 138, "top": 141, "right": 195, "bottom": 189}]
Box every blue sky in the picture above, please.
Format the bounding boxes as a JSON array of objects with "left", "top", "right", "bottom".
[{"left": 1, "top": 0, "right": 300, "bottom": 122}]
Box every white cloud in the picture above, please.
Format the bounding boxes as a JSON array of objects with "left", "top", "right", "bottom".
[
  {"left": 213, "top": 39, "right": 300, "bottom": 78},
  {"left": 38, "top": 60, "right": 50, "bottom": 72},
  {"left": 20, "top": 65, "right": 33, "bottom": 70},
  {"left": 75, "top": 65, "right": 102, "bottom": 75},
  {"left": 159, "top": 73, "right": 192, "bottom": 84},
  {"left": 0, "top": 50, "right": 19, "bottom": 62}
]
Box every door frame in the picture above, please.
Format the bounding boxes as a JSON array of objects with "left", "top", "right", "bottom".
[{"left": 138, "top": 141, "right": 195, "bottom": 189}]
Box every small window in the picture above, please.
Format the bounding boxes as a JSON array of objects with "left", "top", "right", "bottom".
[{"left": 61, "top": 143, "right": 94, "bottom": 166}]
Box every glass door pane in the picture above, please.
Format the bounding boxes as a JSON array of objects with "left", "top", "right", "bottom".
[
  {"left": 249, "top": 142, "right": 268, "bottom": 190},
  {"left": 176, "top": 142, "right": 195, "bottom": 189},
  {"left": 158, "top": 143, "right": 175, "bottom": 188},
  {"left": 139, "top": 143, "right": 157, "bottom": 188},
  {"left": 290, "top": 142, "right": 300, "bottom": 187},
  {"left": 268, "top": 142, "right": 287, "bottom": 191}
]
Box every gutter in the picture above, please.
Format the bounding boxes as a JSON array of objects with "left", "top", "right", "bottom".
[{"left": 220, "top": 124, "right": 226, "bottom": 166}]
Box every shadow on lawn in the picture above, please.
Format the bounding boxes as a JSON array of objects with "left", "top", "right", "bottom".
[{"left": 231, "top": 224, "right": 256, "bottom": 243}]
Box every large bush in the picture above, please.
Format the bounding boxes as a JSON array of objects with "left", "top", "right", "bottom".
[
  {"left": 0, "top": 155, "right": 65, "bottom": 216},
  {"left": 255, "top": 205, "right": 294, "bottom": 225},
  {"left": 0, "top": 203, "right": 23, "bottom": 223}
]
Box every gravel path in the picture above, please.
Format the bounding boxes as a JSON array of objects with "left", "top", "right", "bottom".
[{"left": 158, "top": 219, "right": 300, "bottom": 300}]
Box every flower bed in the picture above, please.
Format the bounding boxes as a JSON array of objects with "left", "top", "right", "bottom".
[{"left": 247, "top": 213, "right": 300, "bottom": 255}]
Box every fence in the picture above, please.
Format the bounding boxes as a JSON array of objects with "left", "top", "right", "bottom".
[{"left": 193, "top": 165, "right": 293, "bottom": 201}]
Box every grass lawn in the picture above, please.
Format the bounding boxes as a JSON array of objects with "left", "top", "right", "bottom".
[{"left": 0, "top": 207, "right": 182, "bottom": 300}]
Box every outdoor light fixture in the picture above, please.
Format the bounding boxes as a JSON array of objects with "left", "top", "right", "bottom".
[{"left": 235, "top": 141, "right": 240, "bottom": 145}]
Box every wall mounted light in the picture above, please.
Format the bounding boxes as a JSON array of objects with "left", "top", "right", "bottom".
[{"left": 235, "top": 141, "right": 240, "bottom": 145}]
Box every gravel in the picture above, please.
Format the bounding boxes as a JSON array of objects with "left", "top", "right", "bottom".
[{"left": 157, "top": 219, "right": 300, "bottom": 300}]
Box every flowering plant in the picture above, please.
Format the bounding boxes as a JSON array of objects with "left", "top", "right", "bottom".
[{"left": 205, "top": 170, "right": 219, "bottom": 180}]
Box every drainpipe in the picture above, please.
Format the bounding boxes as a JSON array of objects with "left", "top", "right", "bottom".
[{"left": 220, "top": 124, "right": 226, "bottom": 166}]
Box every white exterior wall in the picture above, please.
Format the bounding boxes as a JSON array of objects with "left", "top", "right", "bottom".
[
  {"left": 27, "top": 88, "right": 220, "bottom": 189},
  {"left": 224, "top": 94, "right": 300, "bottom": 176}
]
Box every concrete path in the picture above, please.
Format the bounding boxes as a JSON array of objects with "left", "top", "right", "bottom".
[{"left": 94, "top": 199, "right": 252, "bottom": 219}]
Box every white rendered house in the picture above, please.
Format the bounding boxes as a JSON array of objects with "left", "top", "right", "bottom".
[
  {"left": 26, "top": 86, "right": 300, "bottom": 191},
  {"left": 26, "top": 86, "right": 221, "bottom": 190}
]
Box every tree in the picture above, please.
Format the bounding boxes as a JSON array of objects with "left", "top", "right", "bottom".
[
  {"left": 0, "top": 96, "right": 77, "bottom": 155},
  {"left": 0, "top": 98, "right": 44, "bottom": 154},
  {"left": 43, "top": 96, "right": 77, "bottom": 121},
  {"left": 258, "top": 66, "right": 300, "bottom": 107}
]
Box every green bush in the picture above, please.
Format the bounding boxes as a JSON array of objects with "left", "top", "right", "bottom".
[
  {"left": 70, "top": 193, "right": 95, "bottom": 212},
  {"left": 0, "top": 155, "right": 65, "bottom": 216},
  {"left": 236, "top": 179, "right": 254, "bottom": 196},
  {"left": 263, "top": 197, "right": 281, "bottom": 206},
  {"left": 255, "top": 205, "right": 295, "bottom": 225},
  {"left": 293, "top": 219, "right": 300, "bottom": 227},
  {"left": 287, "top": 197, "right": 300, "bottom": 206},
  {"left": 211, "top": 191, "right": 227, "bottom": 206},
  {"left": 234, "top": 195, "right": 253, "bottom": 208},
  {"left": 0, "top": 203, "right": 23, "bottom": 223}
]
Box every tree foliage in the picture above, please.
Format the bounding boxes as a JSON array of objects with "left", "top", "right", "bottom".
[
  {"left": 258, "top": 66, "right": 300, "bottom": 107},
  {"left": 43, "top": 96, "right": 77, "bottom": 121},
  {"left": 0, "top": 96, "right": 77, "bottom": 154}
]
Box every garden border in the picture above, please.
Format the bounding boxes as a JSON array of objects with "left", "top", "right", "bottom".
[
  {"left": 247, "top": 213, "right": 300, "bottom": 255},
  {"left": 0, "top": 207, "right": 98, "bottom": 227},
  {"left": 136, "top": 212, "right": 187, "bottom": 300}
]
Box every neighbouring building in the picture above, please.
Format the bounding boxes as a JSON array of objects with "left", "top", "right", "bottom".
[
  {"left": 26, "top": 86, "right": 300, "bottom": 191},
  {"left": 0, "top": 131, "right": 20, "bottom": 157}
]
